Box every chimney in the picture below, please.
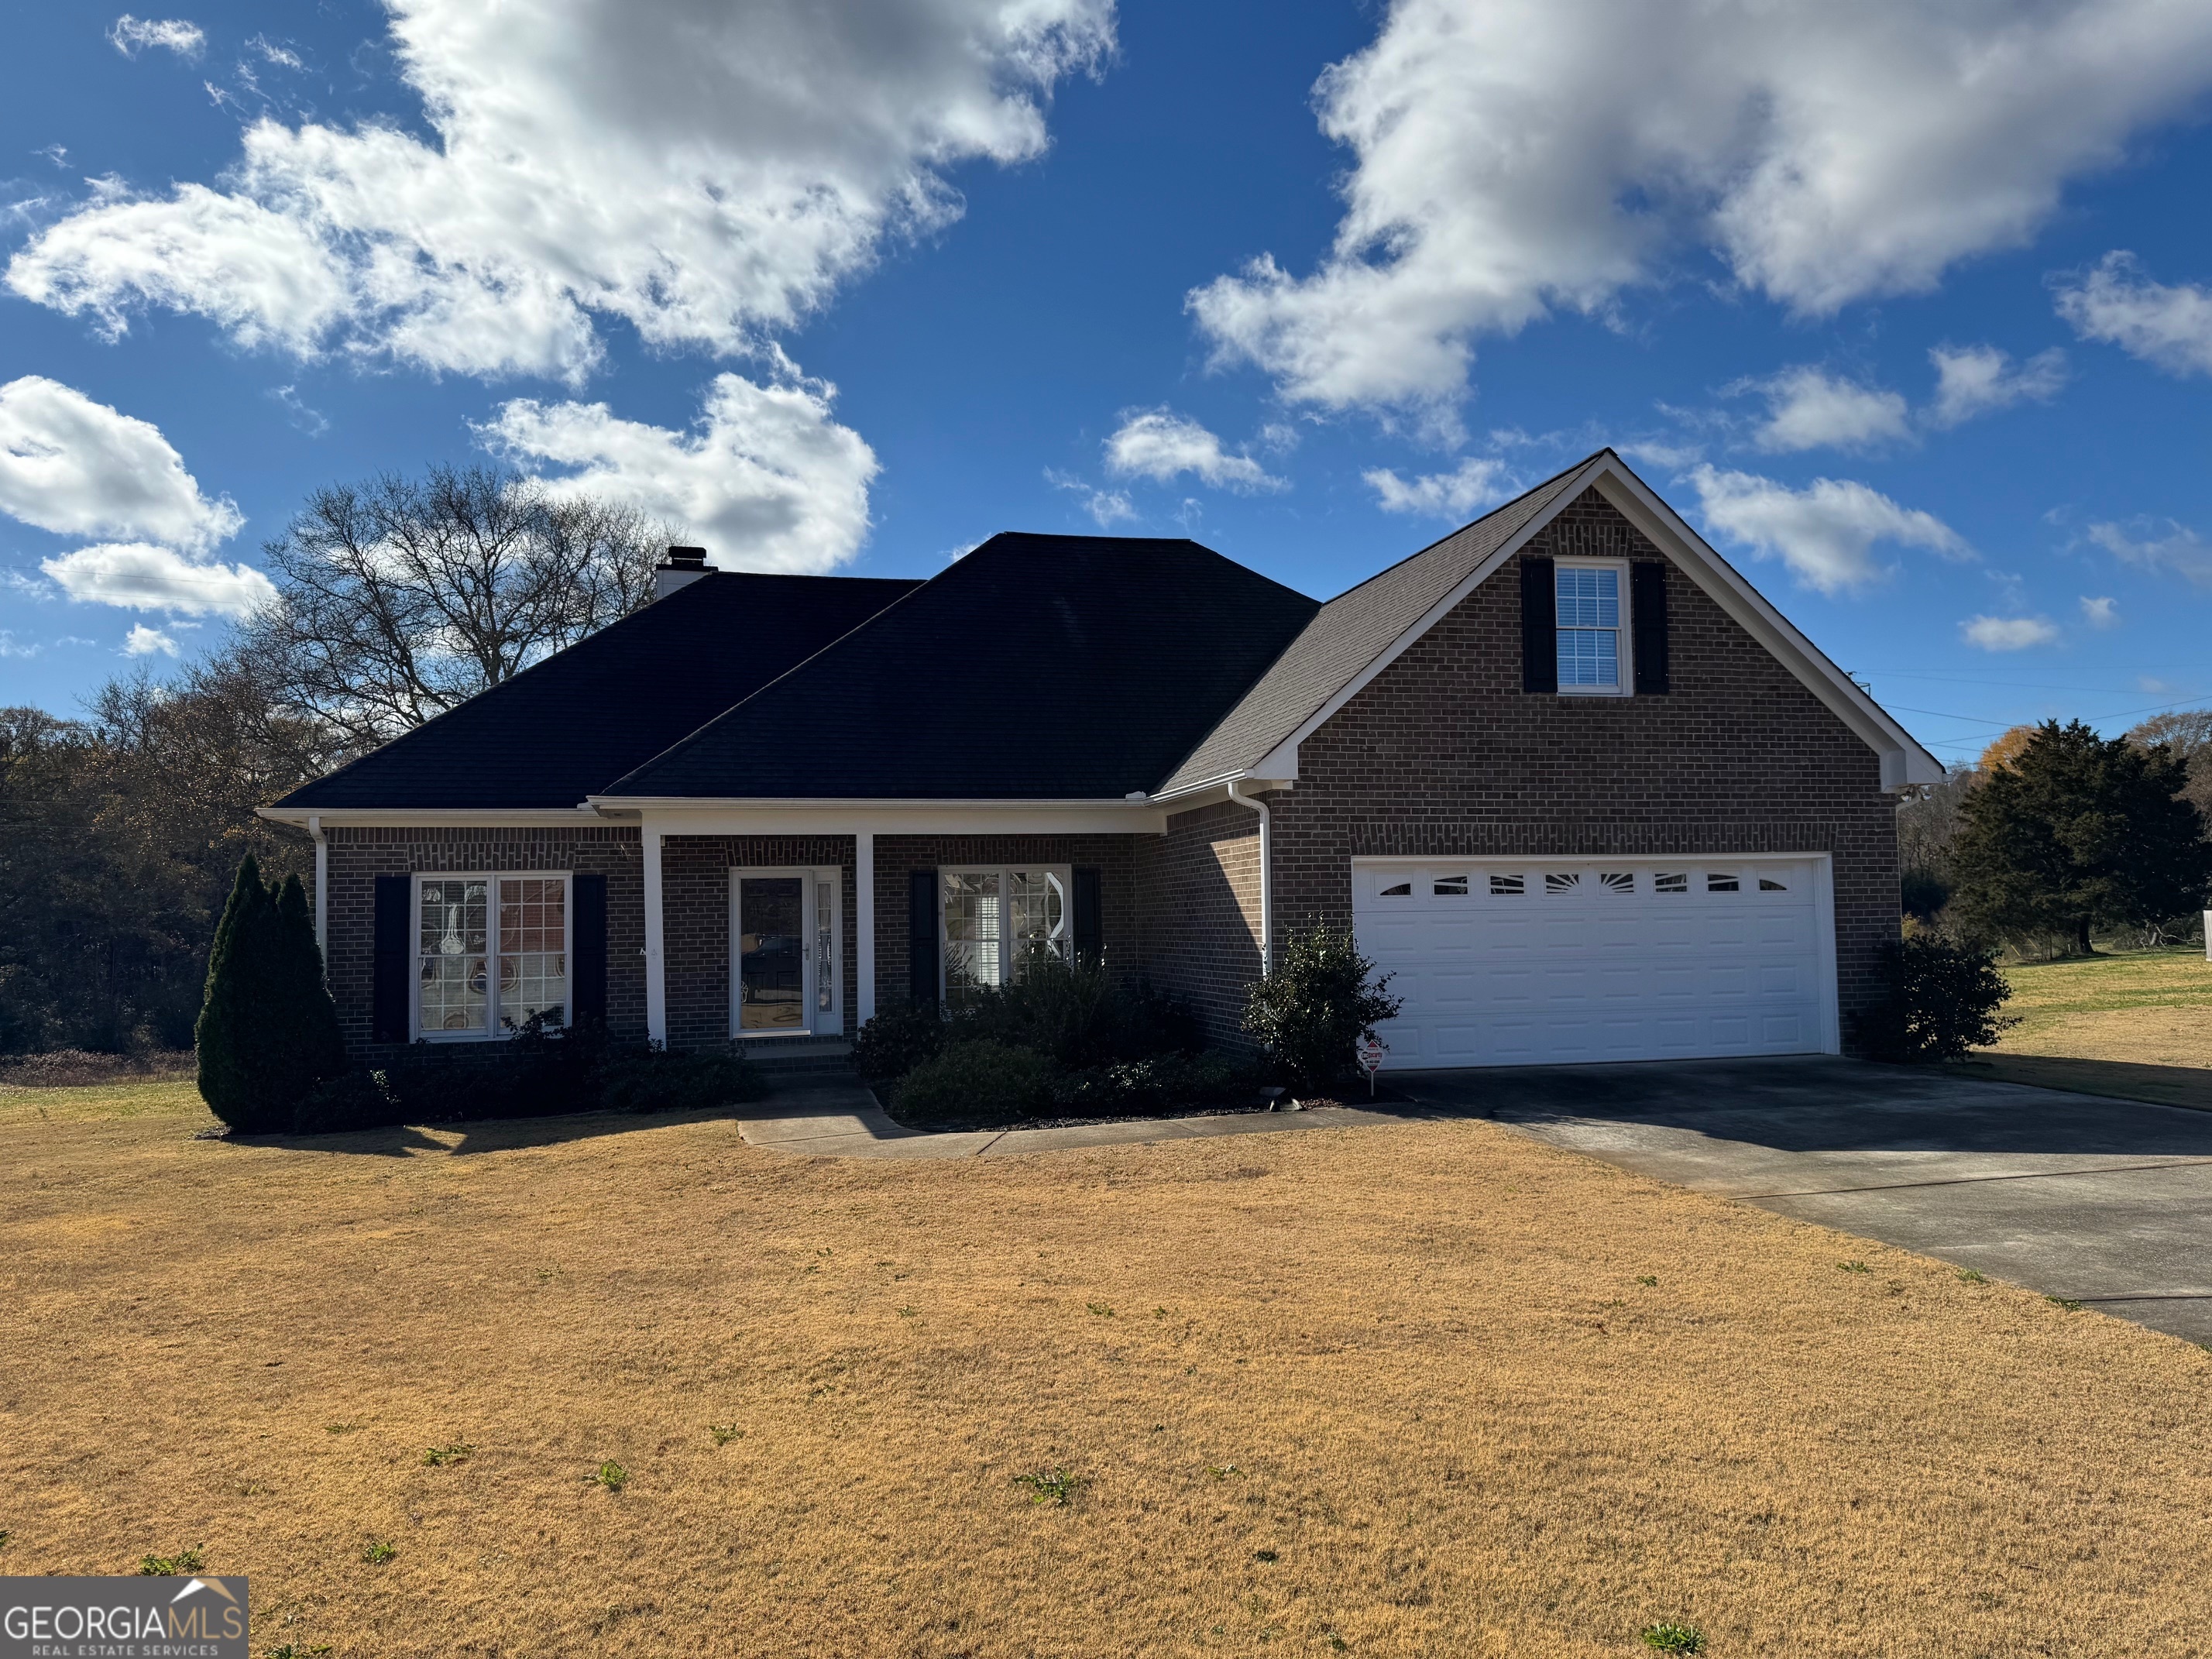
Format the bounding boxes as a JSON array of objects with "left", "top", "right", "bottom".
[{"left": 653, "top": 544, "right": 716, "bottom": 602}]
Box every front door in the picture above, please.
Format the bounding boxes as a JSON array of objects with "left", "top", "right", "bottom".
[{"left": 732, "top": 868, "right": 841, "bottom": 1037}]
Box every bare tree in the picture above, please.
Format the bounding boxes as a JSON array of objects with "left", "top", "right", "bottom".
[
  {"left": 2127, "top": 709, "right": 2212, "bottom": 826},
  {"left": 242, "top": 465, "right": 673, "bottom": 749}
]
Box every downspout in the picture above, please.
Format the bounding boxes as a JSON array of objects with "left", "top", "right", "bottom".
[
  {"left": 308, "top": 815, "right": 328, "bottom": 961},
  {"left": 1226, "top": 779, "right": 1273, "bottom": 977}
]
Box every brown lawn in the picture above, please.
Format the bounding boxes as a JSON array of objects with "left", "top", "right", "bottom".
[{"left": 3, "top": 1080, "right": 2210, "bottom": 1657}]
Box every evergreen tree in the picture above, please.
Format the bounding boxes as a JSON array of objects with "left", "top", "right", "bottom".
[
  {"left": 1951, "top": 720, "right": 2212, "bottom": 954},
  {"left": 273, "top": 872, "right": 346, "bottom": 1106},
  {"left": 196, "top": 854, "right": 280, "bottom": 1128}
]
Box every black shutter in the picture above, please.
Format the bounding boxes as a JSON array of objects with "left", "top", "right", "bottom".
[
  {"left": 1520, "top": 555, "right": 1556, "bottom": 693},
  {"left": 1632, "top": 562, "right": 1670, "bottom": 695},
  {"left": 1072, "top": 867, "right": 1103, "bottom": 963},
  {"left": 907, "top": 868, "right": 938, "bottom": 1007},
  {"left": 371, "top": 875, "right": 410, "bottom": 1043},
  {"left": 571, "top": 873, "right": 608, "bottom": 1024}
]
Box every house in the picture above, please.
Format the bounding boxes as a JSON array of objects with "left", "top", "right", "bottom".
[{"left": 261, "top": 450, "right": 1941, "bottom": 1073}]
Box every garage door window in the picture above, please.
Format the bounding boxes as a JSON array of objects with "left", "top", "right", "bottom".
[{"left": 1489, "top": 874, "right": 1525, "bottom": 895}]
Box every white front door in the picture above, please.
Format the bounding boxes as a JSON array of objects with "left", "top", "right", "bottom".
[
  {"left": 731, "top": 867, "right": 842, "bottom": 1037},
  {"left": 1352, "top": 855, "right": 1834, "bottom": 1070}
]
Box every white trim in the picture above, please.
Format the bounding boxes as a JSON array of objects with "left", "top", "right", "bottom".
[
  {"left": 856, "top": 831, "right": 876, "bottom": 1024},
  {"left": 257, "top": 806, "right": 608, "bottom": 828},
  {"left": 308, "top": 815, "right": 327, "bottom": 959},
  {"left": 729, "top": 867, "right": 842, "bottom": 1039},
  {"left": 589, "top": 802, "right": 1166, "bottom": 836},
  {"left": 1226, "top": 779, "right": 1273, "bottom": 975},
  {"left": 409, "top": 870, "right": 574, "bottom": 1042},
  {"left": 1551, "top": 555, "right": 1633, "bottom": 698},
  {"left": 1229, "top": 452, "right": 1941, "bottom": 791},
  {"left": 642, "top": 819, "right": 667, "bottom": 1046}
]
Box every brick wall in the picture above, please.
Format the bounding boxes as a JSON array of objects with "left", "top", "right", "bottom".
[
  {"left": 1262, "top": 487, "right": 1900, "bottom": 1046},
  {"left": 325, "top": 824, "right": 644, "bottom": 1064},
  {"left": 1132, "top": 802, "right": 1262, "bottom": 1046},
  {"left": 661, "top": 836, "right": 855, "bottom": 1050}
]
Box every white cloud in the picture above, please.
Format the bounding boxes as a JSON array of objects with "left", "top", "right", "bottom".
[
  {"left": 0, "top": 631, "right": 40, "bottom": 659},
  {"left": 1044, "top": 470, "right": 1134, "bottom": 527},
  {"left": 123, "top": 622, "right": 179, "bottom": 656},
  {"left": 1743, "top": 366, "right": 1911, "bottom": 453},
  {"left": 17, "top": 0, "right": 1112, "bottom": 383},
  {"left": 2054, "top": 252, "right": 2212, "bottom": 376},
  {"left": 1103, "top": 410, "right": 1284, "bottom": 492},
  {"left": 1961, "top": 614, "right": 2059, "bottom": 651},
  {"left": 0, "top": 376, "right": 242, "bottom": 550},
  {"left": 1190, "top": 0, "right": 2212, "bottom": 415},
  {"left": 40, "top": 542, "right": 276, "bottom": 617},
  {"left": 1687, "top": 465, "right": 1969, "bottom": 594},
  {"left": 482, "top": 369, "right": 878, "bottom": 574},
  {"left": 108, "top": 16, "right": 205, "bottom": 58},
  {"left": 1927, "top": 344, "right": 2069, "bottom": 427},
  {"left": 2087, "top": 519, "right": 2212, "bottom": 588},
  {"left": 1364, "top": 456, "right": 1515, "bottom": 518},
  {"left": 2079, "top": 594, "right": 2120, "bottom": 628}
]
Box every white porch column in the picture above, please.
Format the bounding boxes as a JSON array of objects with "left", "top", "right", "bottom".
[
  {"left": 855, "top": 830, "right": 876, "bottom": 1025},
  {"left": 643, "top": 818, "right": 668, "bottom": 1046},
  {"left": 309, "top": 815, "right": 328, "bottom": 958}
]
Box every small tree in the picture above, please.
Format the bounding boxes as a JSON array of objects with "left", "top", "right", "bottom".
[
  {"left": 1242, "top": 924, "right": 1403, "bottom": 1094},
  {"left": 195, "top": 857, "right": 343, "bottom": 1131},
  {"left": 1852, "top": 936, "right": 2018, "bottom": 1063},
  {"left": 1950, "top": 720, "right": 2212, "bottom": 954}
]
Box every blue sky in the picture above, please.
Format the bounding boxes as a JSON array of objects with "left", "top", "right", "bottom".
[{"left": 4, "top": 0, "right": 2212, "bottom": 770}]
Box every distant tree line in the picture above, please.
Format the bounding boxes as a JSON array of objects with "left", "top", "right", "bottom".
[
  {"left": 0, "top": 465, "right": 670, "bottom": 1054},
  {"left": 1897, "top": 713, "right": 2212, "bottom": 958}
]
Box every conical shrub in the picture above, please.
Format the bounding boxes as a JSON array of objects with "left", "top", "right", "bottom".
[
  {"left": 197, "top": 858, "right": 344, "bottom": 1132},
  {"left": 273, "top": 872, "right": 346, "bottom": 1106}
]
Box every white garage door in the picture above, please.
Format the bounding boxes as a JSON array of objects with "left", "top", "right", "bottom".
[{"left": 1353, "top": 856, "right": 1833, "bottom": 1069}]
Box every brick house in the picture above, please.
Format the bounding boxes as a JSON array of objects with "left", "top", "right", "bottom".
[{"left": 263, "top": 450, "right": 1939, "bottom": 1072}]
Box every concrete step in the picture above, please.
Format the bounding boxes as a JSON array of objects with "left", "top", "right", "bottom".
[{"left": 737, "top": 1038, "right": 855, "bottom": 1076}]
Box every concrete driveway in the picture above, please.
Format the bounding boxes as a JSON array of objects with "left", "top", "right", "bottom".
[{"left": 1407, "top": 1057, "right": 2212, "bottom": 1346}]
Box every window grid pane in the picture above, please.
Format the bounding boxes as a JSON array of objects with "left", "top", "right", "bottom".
[
  {"left": 1008, "top": 870, "right": 1067, "bottom": 976},
  {"left": 419, "top": 879, "right": 489, "bottom": 1033},
  {"left": 1555, "top": 566, "right": 1621, "bottom": 689},
  {"left": 498, "top": 878, "right": 566, "bottom": 1028},
  {"left": 943, "top": 871, "right": 1001, "bottom": 997},
  {"left": 1556, "top": 627, "right": 1619, "bottom": 687}
]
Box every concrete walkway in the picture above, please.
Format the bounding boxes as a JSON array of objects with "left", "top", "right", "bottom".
[{"left": 734, "top": 1077, "right": 1424, "bottom": 1159}]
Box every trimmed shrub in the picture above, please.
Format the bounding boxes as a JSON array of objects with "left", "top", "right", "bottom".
[
  {"left": 599, "top": 1046, "right": 766, "bottom": 1115},
  {"left": 951, "top": 953, "right": 1202, "bottom": 1069},
  {"left": 1852, "top": 935, "right": 2019, "bottom": 1063},
  {"left": 1047, "top": 1050, "right": 1259, "bottom": 1115},
  {"left": 293, "top": 1069, "right": 399, "bottom": 1135},
  {"left": 196, "top": 855, "right": 344, "bottom": 1132},
  {"left": 852, "top": 1001, "right": 947, "bottom": 1081},
  {"left": 891, "top": 1039, "right": 1053, "bottom": 1127},
  {"left": 1242, "top": 924, "right": 1403, "bottom": 1094}
]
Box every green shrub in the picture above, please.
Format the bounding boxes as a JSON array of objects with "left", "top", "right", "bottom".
[
  {"left": 1851, "top": 935, "right": 2018, "bottom": 1063},
  {"left": 196, "top": 856, "right": 344, "bottom": 1132},
  {"left": 292, "top": 1069, "right": 400, "bottom": 1135},
  {"left": 1241, "top": 924, "right": 1403, "bottom": 1093},
  {"left": 891, "top": 1039, "right": 1053, "bottom": 1126},
  {"left": 851, "top": 1001, "right": 946, "bottom": 1080},
  {"left": 599, "top": 1045, "right": 765, "bottom": 1114},
  {"left": 951, "top": 951, "right": 1201, "bottom": 1069},
  {"left": 1048, "top": 1050, "right": 1259, "bottom": 1115}
]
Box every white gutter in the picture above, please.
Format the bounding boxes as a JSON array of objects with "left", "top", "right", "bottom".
[
  {"left": 1226, "top": 779, "right": 1273, "bottom": 977},
  {"left": 308, "top": 815, "right": 327, "bottom": 960}
]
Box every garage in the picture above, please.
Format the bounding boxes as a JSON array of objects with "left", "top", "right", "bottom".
[{"left": 1352, "top": 856, "right": 1836, "bottom": 1069}]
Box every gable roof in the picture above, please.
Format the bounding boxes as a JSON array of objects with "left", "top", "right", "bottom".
[
  {"left": 599, "top": 533, "right": 1320, "bottom": 802},
  {"left": 1156, "top": 448, "right": 1943, "bottom": 797},
  {"left": 273, "top": 572, "right": 919, "bottom": 810}
]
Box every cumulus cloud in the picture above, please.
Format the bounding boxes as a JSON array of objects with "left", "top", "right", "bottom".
[
  {"left": 1190, "top": 0, "right": 2212, "bottom": 415},
  {"left": 1103, "top": 410, "right": 1284, "bottom": 492},
  {"left": 1927, "top": 344, "right": 2069, "bottom": 427},
  {"left": 1687, "top": 465, "right": 1969, "bottom": 594},
  {"left": 2087, "top": 519, "right": 2212, "bottom": 588},
  {"left": 108, "top": 15, "right": 205, "bottom": 57},
  {"left": 1043, "top": 470, "right": 1134, "bottom": 527},
  {"left": 481, "top": 369, "right": 878, "bottom": 574},
  {"left": 1961, "top": 614, "right": 2059, "bottom": 651},
  {"left": 123, "top": 622, "right": 179, "bottom": 656},
  {"left": 1364, "top": 455, "right": 1515, "bottom": 518},
  {"left": 2055, "top": 252, "right": 2212, "bottom": 376},
  {"left": 0, "top": 376, "right": 242, "bottom": 550},
  {"left": 1743, "top": 366, "right": 1911, "bottom": 453},
  {"left": 17, "top": 0, "right": 1113, "bottom": 382},
  {"left": 40, "top": 542, "right": 276, "bottom": 617},
  {"left": 2079, "top": 594, "right": 2119, "bottom": 628}
]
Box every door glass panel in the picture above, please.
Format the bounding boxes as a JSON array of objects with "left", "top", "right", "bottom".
[
  {"left": 738, "top": 877, "right": 806, "bottom": 1031},
  {"left": 498, "top": 878, "right": 567, "bottom": 1028},
  {"left": 419, "top": 878, "right": 489, "bottom": 1032},
  {"left": 943, "top": 871, "right": 1001, "bottom": 998},
  {"left": 816, "top": 879, "right": 835, "bottom": 1014}
]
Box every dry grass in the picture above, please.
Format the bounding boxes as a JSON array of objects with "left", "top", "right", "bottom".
[
  {"left": 4, "top": 1086, "right": 2211, "bottom": 1657},
  {"left": 1988, "top": 948, "right": 2212, "bottom": 1066}
]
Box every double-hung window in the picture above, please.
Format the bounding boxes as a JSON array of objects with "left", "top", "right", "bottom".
[
  {"left": 415, "top": 873, "right": 570, "bottom": 1039},
  {"left": 1555, "top": 560, "right": 1630, "bottom": 694},
  {"left": 941, "top": 865, "right": 1070, "bottom": 1001}
]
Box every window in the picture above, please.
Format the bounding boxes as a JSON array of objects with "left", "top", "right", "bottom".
[
  {"left": 1599, "top": 872, "right": 1634, "bottom": 893},
  {"left": 1556, "top": 562, "right": 1629, "bottom": 694},
  {"left": 1706, "top": 873, "right": 1740, "bottom": 893},
  {"left": 943, "top": 866, "right": 1069, "bottom": 1001},
  {"left": 1654, "top": 872, "right": 1688, "bottom": 894},
  {"left": 1489, "top": 874, "right": 1525, "bottom": 895},
  {"left": 416, "top": 874, "right": 568, "bottom": 1038},
  {"left": 1544, "top": 871, "right": 1582, "bottom": 894},
  {"left": 1759, "top": 877, "right": 1788, "bottom": 892},
  {"left": 1379, "top": 880, "right": 1413, "bottom": 898},
  {"left": 1434, "top": 875, "right": 1469, "bottom": 896}
]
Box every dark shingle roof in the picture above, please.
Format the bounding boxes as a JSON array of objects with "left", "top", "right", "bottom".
[
  {"left": 275, "top": 573, "right": 920, "bottom": 809},
  {"left": 603, "top": 533, "right": 1320, "bottom": 800},
  {"left": 1156, "top": 455, "right": 1600, "bottom": 795}
]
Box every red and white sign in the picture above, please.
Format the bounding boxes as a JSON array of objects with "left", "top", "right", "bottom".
[{"left": 1356, "top": 1038, "right": 1386, "bottom": 1076}]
